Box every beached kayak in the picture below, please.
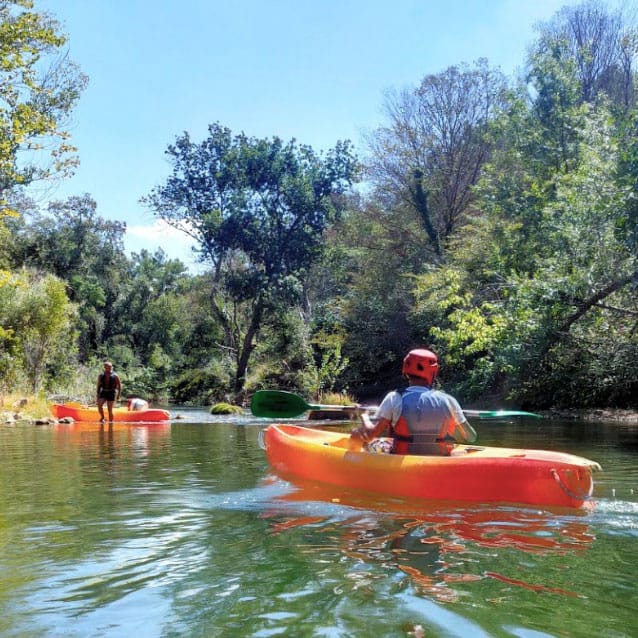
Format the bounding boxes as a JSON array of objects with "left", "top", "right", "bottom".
[
  {"left": 261, "top": 424, "right": 601, "bottom": 509},
  {"left": 50, "top": 402, "right": 171, "bottom": 423}
]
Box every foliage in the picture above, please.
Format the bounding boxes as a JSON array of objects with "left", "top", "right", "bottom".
[
  {"left": 248, "top": 308, "right": 316, "bottom": 396},
  {"left": 143, "top": 123, "right": 359, "bottom": 394},
  {"left": 365, "top": 59, "right": 509, "bottom": 258},
  {"left": 0, "top": 0, "right": 87, "bottom": 196},
  {"left": 0, "top": 269, "right": 77, "bottom": 392},
  {"left": 317, "top": 391, "right": 357, "bottom": 406},
  {"left": 209, "top": 402, "right": 243, "bottom": 415},
  {"left": 308, "top": 329, "right": 349, "bottom": 396},
  {"left": 532, "top": 0, "right": 636, "bottom": 109},
  {"left": 8, "top": 194, "right": 129, "bottom": 358},
  {"left": 169, "top": 361, "right": 233, "bottom": 405},
  {"left": 414, "top": 94, "right": 637, "bottom": 406}
]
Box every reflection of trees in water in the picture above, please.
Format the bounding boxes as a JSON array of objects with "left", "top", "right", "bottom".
[{"left": 265, "top": 479, "right": 595, "bottom": 602}]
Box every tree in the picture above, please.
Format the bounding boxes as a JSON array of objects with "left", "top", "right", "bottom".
[
  {"left": 121, "top": 249, "right": 189, "bottom": 358},
  {"left": 0, "top": 269, "right": 77, "bottom": 392},
  {"left": 414, "top": 101, "right": 638, "bottom": 407},
  {"left": 143, "top": 123, "right": 359, "bottom": 394},
  {"left": 365, "top": 59, "right": 508, "bottom": 259},
  {"left": 10, "top": 194, "right": 128, "bottom": 358},
  {"left": 0, "top": 0, "right": 87, "bottom": 199},
  {"left": 311, "top": 201, "right": 421, "bottom": 397},
  {"left": 533, "top": 0, "right": 637, "bottom": 110}
]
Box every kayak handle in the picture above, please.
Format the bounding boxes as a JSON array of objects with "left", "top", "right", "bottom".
[
  {"left": 550, "top": 468, "right": 593, "bottom": 502},
  {"left": 258, "top": 428, "right": 267, "bottom": 451}
]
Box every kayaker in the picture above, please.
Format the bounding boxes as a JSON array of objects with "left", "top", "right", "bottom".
[
  {"left": 96, "top": 360, "right": 122, "bottom": 422},
  {"left": 352, "top": 348, "right": 477, "bottom": 455},
  {"left": 127, "top": 397, "right": 149, "bottom": 411}
]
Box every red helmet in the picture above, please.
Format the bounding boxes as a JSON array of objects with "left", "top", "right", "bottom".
[{"left": 402, "top": 349, "right": 439, "bottom": 385}]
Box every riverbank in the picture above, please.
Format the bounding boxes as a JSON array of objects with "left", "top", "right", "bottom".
[
  {"left": 543, "top": 408, "right": 638, "bottom": 424},
  {"left": 3, "top": 394, "right": 638, "bottom": 425},
  {"left": 0, "top": 394, "right": 52, "bottom": 424}
]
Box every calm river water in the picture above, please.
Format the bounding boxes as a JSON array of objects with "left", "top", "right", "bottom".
[{"left": 0, "top": 409, "right": 636, "bottom": 637}]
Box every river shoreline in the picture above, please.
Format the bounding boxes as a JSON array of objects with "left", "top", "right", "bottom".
[
  {"left": 542, "top": 408, "right": 638, "bottom": 424},
  {"left": 2, "top": 394, "right": 638, "bottom": 426}
]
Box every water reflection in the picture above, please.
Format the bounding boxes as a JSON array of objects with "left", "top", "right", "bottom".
[
  {"left": 1, "top": 415, "right": 636, "bottom": 636},
  {"left": 262, "top": 475, "right": 596, "bottom": 603},
  {"left": 54, "top": 422, "right": 171, "bottom": 456}
]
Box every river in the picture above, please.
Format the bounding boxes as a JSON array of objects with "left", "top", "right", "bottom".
[{"left": 0, "top": 409, "right": 636, "bottom": 637}]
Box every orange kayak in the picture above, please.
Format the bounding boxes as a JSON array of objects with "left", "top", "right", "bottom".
[
  {"left": 50, "top": 402, "right": 171, "bottom": 423},
  {"left": 261, "top": 424, "right": 601, "bottom": 509}
]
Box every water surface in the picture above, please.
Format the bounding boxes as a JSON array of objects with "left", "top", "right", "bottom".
[{"left": 0, "top": 410, "right": 636, "bottom": 637}]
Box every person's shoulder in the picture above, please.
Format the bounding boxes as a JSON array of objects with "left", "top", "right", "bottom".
[
  {"left": 379, "top": 389, "right": 401, "bottom": 406},
  {"left": 431, "top": 388, "right": 454, "bottom": 400},
  {"left": 436, "top": 390, "right": 463, "bottom": 409}
]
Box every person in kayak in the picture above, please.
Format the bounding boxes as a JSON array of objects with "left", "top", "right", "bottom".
[
  {"left": 352, "top": 348, "right": 477, "bottom": 455},
  {"left": 96, "top": 360, "right": 122, "bottom": 422}
]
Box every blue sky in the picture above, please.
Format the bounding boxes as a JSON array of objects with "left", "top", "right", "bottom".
[{"left": 34, "top": 0, "right": 589, "bottom": 270}]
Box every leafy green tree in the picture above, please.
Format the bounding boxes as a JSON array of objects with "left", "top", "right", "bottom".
[
  {"left": 0, "top": 269, "right": 77, "bottom": 392},
  {"left": 9, "top": 194, "right": 128, "bottom": 358},
  {"left": 120, "top": 249, "right": 189, "bottom": 359},
  {"left": 249, "top": 308, "right": 316, "bottom": 395},
  {"left": 414, "top": 99, "right": 637, "bottom": 407},
  {"left": 403, "top": 2, "right": 638, "bottom": 408},
  {"left": 316, "top": 203, "right": 420, "bottom": 396},
  {"left": 0, "top": 0, "right": 87, "bottom": 197},
  {"left": 143, "top": 123, "right": 359, "bottom": 394}
]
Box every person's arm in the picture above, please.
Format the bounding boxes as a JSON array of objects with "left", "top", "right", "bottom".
[
  {"left": 352, "top": 412, "right": 391, "bottom": 441},
  {"left": 96, "top": 375, "right": 101, "bottom": 400},
  {"left": 351, "top": 391, "right": 400, "bottom": 441},
  {"left": 445, "top": 394, "right": 478, "bottom": 443},
  {"left": 115, "top": 375, "right": 122, "bottom": 401}
]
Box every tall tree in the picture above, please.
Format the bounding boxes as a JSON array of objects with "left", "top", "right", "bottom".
[
  {"left": 532, "top": 0, "right": 637, "bottom": 110},
  {"left": 143, "top": 123, "right": 359, "bottom": 394},
  {"left": 366, "top": 59, "right": 508, "bottom": 259},
  {"left": 0, "top": 0, "right": 87, "bottom": 199},
  {"left": 413, "top": 98, "right": 638, "bottom": 407}
]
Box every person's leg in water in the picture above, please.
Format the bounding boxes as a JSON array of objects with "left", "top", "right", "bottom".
[
  {"left": 106, "top": 399, "right": 115, "bottom": 422},
  {"left": 97, "top": 397, "right": 106, "bottom": 422}
]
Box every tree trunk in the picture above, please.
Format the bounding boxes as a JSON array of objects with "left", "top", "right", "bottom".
[{"left": 233, "top": 298, "right": 264, "bottom": 396}]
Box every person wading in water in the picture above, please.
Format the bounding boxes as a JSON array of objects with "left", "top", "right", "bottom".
[{"left": 96, "top": 361, "right": 122, "bottom": 423}]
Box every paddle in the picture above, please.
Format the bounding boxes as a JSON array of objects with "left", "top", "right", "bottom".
[
  {"left": 250, "top": 390, "right": 542, "bottom": 420},
  {"left": 251, "top": 390, "right": 358, "bottom": 418}
]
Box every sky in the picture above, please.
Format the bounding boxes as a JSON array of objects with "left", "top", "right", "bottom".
[{"left": 32, "top": 0, "right": 592, "bottom": 271}]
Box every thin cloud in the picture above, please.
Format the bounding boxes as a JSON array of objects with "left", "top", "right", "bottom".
[{"left": 125, "top": 220, "right": 202, "bottom": 271}]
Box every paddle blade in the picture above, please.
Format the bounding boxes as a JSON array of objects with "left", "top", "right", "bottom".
[{"left": 251, "top": 390, "right": 311, "bottom": 418}]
